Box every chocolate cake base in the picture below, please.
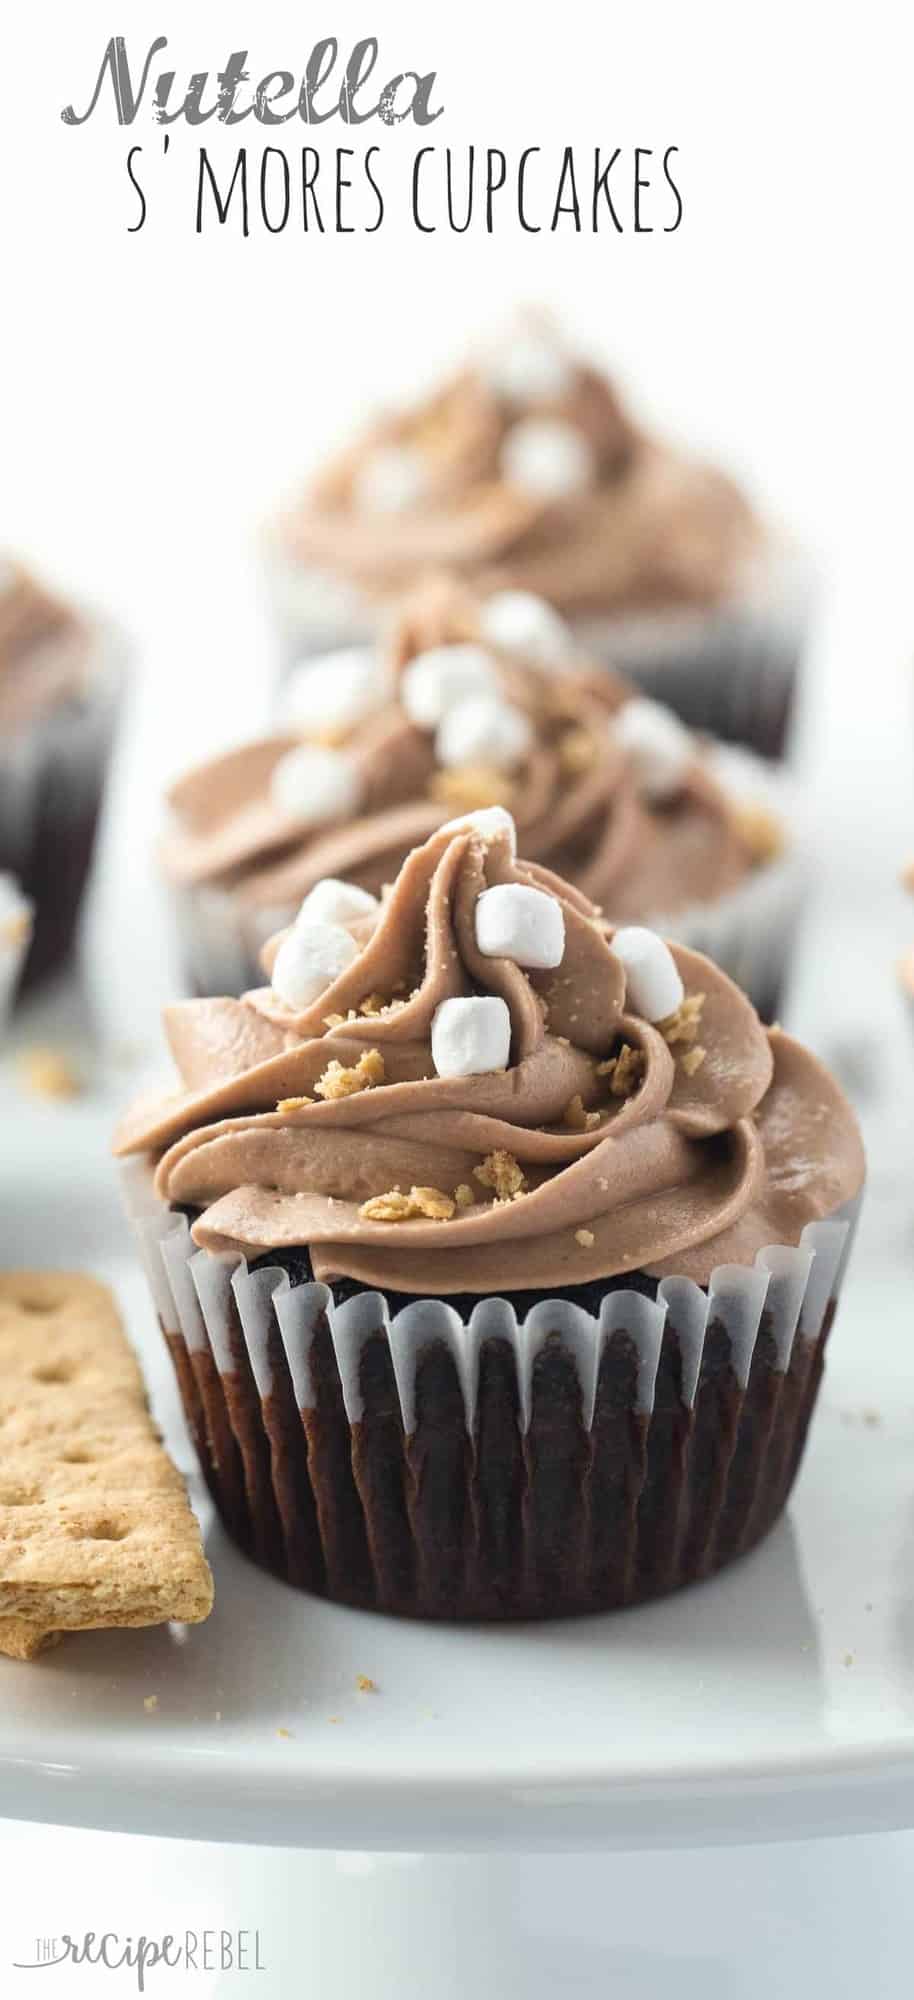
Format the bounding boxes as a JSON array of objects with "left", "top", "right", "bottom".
[
  {"left": 0, "top": 665, "right": 122, "bottom": 998},
  {"left": 157, "top": 1245, "right": 834, "bottom": 1622}
]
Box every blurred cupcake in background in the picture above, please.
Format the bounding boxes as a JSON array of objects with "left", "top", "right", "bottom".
[
  {"left": 161, "top": 579, "right": 804, "bottom": 1017},
  {"left": 0, "top": 556, "right": 125, "bottom": 993},
  {"left": 0, "top": 874, "right": 32, "bottom": 1027},
  {"left": 266, "top": 314, "right": 809, "bottom": 760}
]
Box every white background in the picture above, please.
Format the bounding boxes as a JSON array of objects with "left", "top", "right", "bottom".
[{"left": 2, "top": 4, "right": 914, "bottom": 1994}]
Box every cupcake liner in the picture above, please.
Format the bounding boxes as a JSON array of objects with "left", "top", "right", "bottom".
[
  {"left": 262, "top": 541, "right": 812, "bottom": 764},
  {"left": 0, "top": 621, "right": 127, "bottom": 992},
  {"left": 166, "top": 753, "right": 806, "bottom": 1020},
  {"left": 0, "top": 879, "right": 33, "bottom": 1027},
  {"left": 570, "top": 544, "right": 812, "bottom": 764},
  {"left": 120, "top": 1158, "right": 859, "bottom": 1622}
]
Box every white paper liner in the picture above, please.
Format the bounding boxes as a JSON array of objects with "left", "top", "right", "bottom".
[
  {"left": 0, "top": 879, "right": 33, "bottom": 1025},
  {"left": 120, "top": 1158, "right": 857, "bottom": 1441}
]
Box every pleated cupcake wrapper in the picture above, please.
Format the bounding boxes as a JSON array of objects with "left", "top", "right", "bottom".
[
  {"left": 570, "top": 544, "right": 814, "bottom": 764},
  {"left": 0, "top": 887, "right": 33, "bottom": 1028},
  {"left": 261, "top": 540, "right": 812, "bottom": 764},
  {"left": 0, "top": 621, "right": 127, "bottom": 991},
  {"left": 121, "top": 1157, "right": 860, "bottom": 1619},
  {"left": 168, "top": 753, "right": 806, "bottom": 1020}
]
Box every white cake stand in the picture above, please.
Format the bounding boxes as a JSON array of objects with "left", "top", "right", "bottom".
[{"left": 1, "top": 960, "right": 912, "bottom": 1863}]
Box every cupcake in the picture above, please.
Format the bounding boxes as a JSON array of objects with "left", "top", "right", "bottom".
[
  {"left": 0, "top": 875, "right": 32, "bottom": 1026},
  {"left": 117, "top": 814, "right": 863, "bottom": 1621},
  {"left": 0, "top": 556, "right": 125, "bottom": 992},
  {"left": 162, "top": 581, "right": 803, "bottom": 1017},
  {"left": 266, "top": 317, "right": 808, "bottom": 759}
]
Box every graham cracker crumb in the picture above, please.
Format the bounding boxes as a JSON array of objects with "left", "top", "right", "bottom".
[
  {"left": 358, "top": 992, "right": 388, "bottom": 1017},
  {"left": 474, "top": 1150, "right": 526, "bottom": 1202},
  {"left": 143, "top": 1694, "right": 159, "bottom": 1713},
  {"left": 356, "top": 1674, "right": 377, "bottom": 1693},
  {"left": 597, "top": 1043, "right": 644, "bottom": 1097},
  {"left": 563, "top": 1094, "right": 600, "bottom": 1130},
  {"left": 315, "top": 1048, "right": 385, "bottom": 1101},
  {"left": 17, "top": 1046, "right": 82, "bottom": 1099},
  {"left": 429, "top": 765, "right": 517, "bottom": 811},
  {"left": 680, "top": 1045, "right": 707, "bottom": 1076},
  {"left": 732, "top": 800, "right": 785, "bottom": 865},
  {"left": 575, "top": 1228, "right": 595, "bottom": 1249},
  {"left": 360, "top": 1186, "right": 456, "bottom": 1222},
  {"left": 276, "top": 1094, "right": 314, "bottom": 1113},
  {"left": 454, "top": 1183, "right": 475, "bottom": 1210},
  {"left": 277, "top": 1726, "right": 293, "bottom": 1738},
  {"left": 659, "top": 993, "right": 705, "bottom": 1047},
  {"left": 323, "top": 1012, "right": 346, "bottom": 1028},
  {"left": 1, "top": 910, "right": 30, "bottom": 949},
  {"left": 557, "top": 728, "right": 598, "bottom": 774}
]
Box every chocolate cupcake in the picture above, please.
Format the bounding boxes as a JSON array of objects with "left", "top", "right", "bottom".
[
  {"left": 0, "top": 556, "right": 125, "bottom": 993},
  {"left": 163, "top": 581, "right": 803, "bottom": 1016},
  {"left": 118, "top": 814, "right": 863, "bottom": 1621},
  {"left": 265, "top": 317, "right": 808, "bottom": 759}
]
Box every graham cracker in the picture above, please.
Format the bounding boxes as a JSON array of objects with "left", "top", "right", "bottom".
[{"left": 0, "top": 1272, "right": 213, "bottom": 1658}]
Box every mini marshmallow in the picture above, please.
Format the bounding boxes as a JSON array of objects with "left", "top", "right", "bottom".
[
  {"left": 400, "top": 643, "right": 497, "bottom": 729},
  {"left": 440, "top": 806, "right": 518, "bottom": 855},
  {"left": 614, "top": 698, "right": 694, "bottom": 801},
  {"left": 475, "top": 884, "right": 565, "bottom": 969},
  {"left": 500, "top": 418, "right": 595, "bottom": 499},
  {"left": 431, "top": 995, "right": 512, "bottom": 1078},
  {"left": 296, "top": 878, "right": 380, "bottom": 928},
  {"left": 611, "top": 927, "right": 684, "bottom": 1023},
  {"left": 271, "top": 921, "right": 360, "bottom": 1010},
  {"left": 270, "top": 744, "right": 361, "bottom": 826},
  {"left": 283, "top": 647, "right": 391, "bottom": 734},
  {"left": 354, "top": 444, "right": 428, "bottom": 514},
  {"left": 480, "top": 327, "right": 574, "bottom": 404},
  {"left": 479, "top": 589, "right": 574, "bottom": 668},
  {"left": 436, "top": 695, "right": 533, "bottom": 773}
]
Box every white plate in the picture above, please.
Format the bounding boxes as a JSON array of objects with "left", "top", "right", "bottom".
[{"left": 1, "top": 944, "right": 913, "bottom": 1854}]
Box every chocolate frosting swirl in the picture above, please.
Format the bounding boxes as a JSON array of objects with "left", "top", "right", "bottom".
[
  {"left": 276, "top": 342, "right": 760, "bottom": 617},
  {"left": 162, "top": 582, "right": 760, "bottom": 924},
  {"left": 118, "top": 822, "right": 864, "bottom": 1294}
]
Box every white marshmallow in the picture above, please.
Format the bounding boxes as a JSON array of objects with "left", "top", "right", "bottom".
[
  {"left": 295, "top": 878, "right": 379, "bottom": 928},
  {"left": 283, "top": 647, "right": 391, "bottom": 735},
  {"left": 475, "top": 884, "right": 565, "bottom": 969},
  {"left": 614, "top": 698, "right": 693, "bottom": 801},
  {"left": 479, "top": 589, "right": 574, "bottom": 668},
  {"left": 431, "top": 995, "right": 512, "bottom": 1078},
  {"left": 440, "top": 806, "right": 517, "bottom": 855},
  {"left": 400, "top": 643, "right": 497, "bottom": 729},
  {"left": 611, "top": 927, "right": 684, "bottom": 1023},
  {"left": 270, "top": 745, "right": 361, "bottom": 826},
  {"left": 480, "top": 327, "right": 574, "bottom": 404},
  {"left": 500, "top": 418, "right": 595, "bottom": 499},
  {"left": 271, "top": 921, "right": 360, "bottom": 1010},
  {"left": 436, "top": 696, "right": 532, "bottom": 773},
  {"left": 354, "top": 443, "right": 428, "bottom": 514}
]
